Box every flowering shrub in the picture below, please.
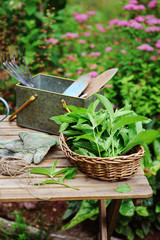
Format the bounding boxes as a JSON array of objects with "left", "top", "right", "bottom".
[{"left": 48, "top": 0, "right": 160, "bottom": 121}]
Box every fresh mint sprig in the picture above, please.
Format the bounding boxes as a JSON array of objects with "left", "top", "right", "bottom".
[{"left": 29, "top": 160, "right": 79, "bottom": 190}]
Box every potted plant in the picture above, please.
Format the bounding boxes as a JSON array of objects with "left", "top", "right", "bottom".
[{"left": 51, "top": 94, "right": 159, "bottom": 181}]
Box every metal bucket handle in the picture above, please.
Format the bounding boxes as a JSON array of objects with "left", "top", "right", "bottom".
[
  {"left": 0, "top": 97, "right": 10, "bottom": 122},
  {"left": 9, "top": 94, "right": 38, "bottom": 121}
]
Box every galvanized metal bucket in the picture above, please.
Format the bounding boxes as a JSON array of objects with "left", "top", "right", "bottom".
[{"left": 15, "top": 74, "right": 104, "bottom": 134}]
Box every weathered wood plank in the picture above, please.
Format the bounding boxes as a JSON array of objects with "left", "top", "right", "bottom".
[
  {"left": 0, "top": 174, "right": 150, "bottom": 188},
  {"left": 0, "top": 185, "right": 152, "bottom": 202},
  {"left": 107, "top": 199, "right": 122, "bottom": 239},
  {"left": 99, "top": 200, "right": 108, "bottom": 240}
]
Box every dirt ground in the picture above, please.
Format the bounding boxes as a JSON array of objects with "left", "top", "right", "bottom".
[{"left": 0, "top": 201, "right": 160, "bottom": 240}]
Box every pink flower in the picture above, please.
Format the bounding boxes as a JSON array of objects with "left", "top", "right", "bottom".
[
  {"left": 105, "top": 47, "right": 112, "bottom": 52},
  {"left": 89, "top": 64, "right": 97, "bottom": 70},
  {"left": 90, "top": 71, "right": 98, "bottom": 78},
  {"left": 82, "top": 32, "right": 91, "bottom": 37},
  {"left": 135, "top": 5, "right": 146, "bottom": 10},
  {"left": 146, "top": 18, "right": 160, "bottom": 25},
  {"left": 89, "top": 52, "right": 101, "bottom": 57},
  {"left": 145, "top": 15, "right": 154, "bottom": 19},
  {"left": 87, "top": 11, "right": 96, "bottom": 15},
  {"left": 135, "top": 16, "right": 145, "bottom": 22},
  {"left": 129, "top": 20, "right": 143, "bottom": 29},
  {"left": 86, "top": 25, "right": 92, "bottom": 29},
  {"left": 47, "top": 38, "right": 59, "bottom": 44},
  {"left": 150, "top": 55, "right": 157, "bottom": 61},
  {"left": 81, "top": 52, "right": 86, "bottom": 56},
  {"left": 74, "top": 13, "right": 88, "bottom": 23},
  {"left": 89, "top": 43, "right": 95, "bottom": 48},
  {"left": 77, "top": 70, "right": 82, "bottom": 75},
  {"left": 96, "top": 24, "right": 106, "bottom": 32},
  {"left": 78, "top": 39, "right": 87, "bottom": 44},
  {"left": 146, "top": 39, "right": 152, "bottom": 42},
  {"left": 148, "top": 1, "right": 157, "bottom": 8},
  {"left": 121, "top": 50, "right": 127, "bottom": 54},
  {"left": 65, "top": 73, "right": 72, "bottom": 77},
  {"left": 155, "top": 40, "right": 160, "bottom": 48},
  {"left": 73, "top": 12, "right": 79, "bottom": 16},
  {"left": 67, "top": 56, "right": 74, "bottom": 60},
  {"left": 118, "top": 20, "right": 129, "bottom": 27},
  {"left": 129, "top": 0, "right": 138, "bottom": 4},
  {"left": 109, "top": 19, "right": 119, "bottom": 25},
  {"left": 145, "top": 26, "right": 160, "bottom": 32},
  {"left": 64, "top": 32, "right": 79, "bottom": 39},
  {"left": 124, "top": 4, "right": 136, "bottom": 10},
  {"left": 64, "top": 42, "right": 70, "bottom": 46},
  {"left": 157, "top": 50, "right": 160, "bottom": 53},
  {"left": 137, "top": 44, "right": 154, "bottom": 51}
]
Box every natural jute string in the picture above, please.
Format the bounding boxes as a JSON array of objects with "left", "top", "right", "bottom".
[{"left": 0, "top": 157, "right": 56, "bottom": 200}]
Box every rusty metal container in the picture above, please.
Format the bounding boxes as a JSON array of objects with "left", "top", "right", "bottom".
[{"left": 16, "top": 73, "right": 104, "bottom": 134}]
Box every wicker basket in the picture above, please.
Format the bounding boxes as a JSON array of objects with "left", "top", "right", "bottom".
[{"left": 60, "top": 133, "right": 145, "bottom": 181}]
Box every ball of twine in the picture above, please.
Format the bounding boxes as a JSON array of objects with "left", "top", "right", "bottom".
[{"left": 0, "top": 157, "right": 29, "bottom": 176}]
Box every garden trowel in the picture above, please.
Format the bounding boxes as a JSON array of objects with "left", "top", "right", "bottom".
[
  {"left": 81, "top": 68, "right": 118, "bottom": 98},
  {"left": 63, "top": 73, "right": 91, "bottom": 97}
]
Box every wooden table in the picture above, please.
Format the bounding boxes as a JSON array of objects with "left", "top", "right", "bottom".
[{"left": 0, "top": 116, "right": 153, "bottom": 240}]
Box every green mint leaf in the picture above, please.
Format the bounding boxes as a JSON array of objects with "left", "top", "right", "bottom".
[
  {"left": 122, "top": 130, "right": 159, "bottom": 154},
  {"left": 50, "top": 160, "right": 58, "bottom": 175},
  {"left": 65, "top": 167, "right": 77, "bottom": 179},
  {"left": 64, "top": 106, "right": 88, "bottom": 114},
  {"left": 112, "top": 115, "right": 149, "bottom": 133},
  {"left": 35, "top": 179, "right": 58, "bottom": 185},
  {"left": 75, "top": 134, "right": 95, "bottom": 142},
  {"left": 115, "top": 184, "right": 132, "bottom": 193},
  {"left": 87, "top": 99, "right": 100, "bottom": 114},
  {"left": 95, "top": 94, "right": 114, "bottom": 121},
  {"left": 29, "top": 168, "right": 51, "bottom": 176},
  {"left": 136, "top": 206, "right": 149, "bottom": 217},
  {"left": 59, "top": 122, "right": 69, "bottom": 132},
  {"left": 72, "top": 124, "right": 93, "bottom": 130},
  {"left": 63, "top": 130, "right": 82, "bottom": 136}
]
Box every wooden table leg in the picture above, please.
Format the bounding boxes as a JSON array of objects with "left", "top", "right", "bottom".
[
  {"left": 107, "top": 199, "right": 122, "bottom": 240},
  {"left": 99, "top": 199, "right": 108, "bottom": 240}
]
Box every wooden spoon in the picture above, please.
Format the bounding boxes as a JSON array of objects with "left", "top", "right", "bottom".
[
  {"left": 81, "top": 68, "right": 118, "bottom": 98},
  {"left": 63, "top": 73, "right": 91, "bottom": 97}
]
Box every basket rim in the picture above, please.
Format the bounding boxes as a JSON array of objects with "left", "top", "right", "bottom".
[{"left": 59, "top": 133, "right": 145, "bottom": 161}]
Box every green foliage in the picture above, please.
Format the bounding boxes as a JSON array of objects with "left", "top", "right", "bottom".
[
  {"left": 0, "top": 210, "right": 47, "bottom": 240},
  {"left": 62, "top": 199, "right": 111, "bottom": 230}
]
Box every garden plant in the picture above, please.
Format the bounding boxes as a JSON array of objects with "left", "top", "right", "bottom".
[{"left": 0, "top": 0, "right": 160, "bottom": 239}]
